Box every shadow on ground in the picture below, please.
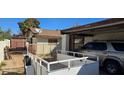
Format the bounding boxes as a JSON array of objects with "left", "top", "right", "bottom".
[
  {"left": 2, "top": 72, "right": 24, "bottom": 75},
  {"left": 99, "top": 67, "right": 124, "bottom": 75}
]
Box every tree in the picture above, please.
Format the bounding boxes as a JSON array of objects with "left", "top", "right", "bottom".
[
  {"left": 0, "top": 27, "right": 2, "bottom": 33},
  {"left": 0, "top": 27, "right": 3, "bottom": 40},
  {"left": 4, "top": 28, "right": 12, "bottom": 39},
  {"left": 0, "top": 27, "right": 12, "bottom": 40},
  {"left": 18, "top": 18, "right": 40, "bottom": 37}
]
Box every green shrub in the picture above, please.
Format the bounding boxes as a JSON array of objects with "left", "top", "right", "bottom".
[{"left": 0, "top": 62, "right": 6, "bottom": 70}]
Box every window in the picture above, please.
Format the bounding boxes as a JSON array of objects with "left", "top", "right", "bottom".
[
  {"left": 83, "top": 43, "right": 94, "bottom": 49},
  {"left": 83, "top": 42, "right": 107, "bottom": 51},
  {"left": 112, "top": 43, "right": 124, "bottom": 51}
]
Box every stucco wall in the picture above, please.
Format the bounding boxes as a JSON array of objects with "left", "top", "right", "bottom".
[
  {"left": 36, "top": 43, "right": 58, "bottom": 55},
  {"left": 84, "top": 32, "right": 124, "bottom": 44},
  {"left": 84, "top": 36, "right": 93, "bottom": 44},
  {"left": 37, "top": 38, "right": 48, "bottom": 44},
  {"left": 61, "top": 35, "right": 69, "bottom": 51},
  {"left": 93, "top": 32, "right": 124, "bottom": 41},
  {"left": 0, "top": 40, "right": 10, "bottom": 63},
  {"left": 36, "top": 37, "right": 61, "bottom": 55}
]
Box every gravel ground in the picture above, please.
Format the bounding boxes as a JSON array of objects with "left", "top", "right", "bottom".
[{"left": 1, "top": 54, "right": 24, "bottom": 75}]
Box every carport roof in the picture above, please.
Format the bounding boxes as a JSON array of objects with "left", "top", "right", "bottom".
[{"left": 61, "top": 18, "right": 124, "bottom": 34}]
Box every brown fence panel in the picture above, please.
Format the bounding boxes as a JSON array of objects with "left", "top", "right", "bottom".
[
  {"left": 10, "top": 38, "right": 26, "bottom": 49},
  {"left": 28, "top": 44, "right": 37, "bottom": 54}
]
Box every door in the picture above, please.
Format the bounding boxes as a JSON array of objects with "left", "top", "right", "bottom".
[{"left": 69, "top": 34, "right": 84, "bottom": 51}]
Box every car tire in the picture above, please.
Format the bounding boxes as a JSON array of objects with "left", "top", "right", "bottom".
[{"left": 104, "top": 60, "right": 122, "bottom": 75}]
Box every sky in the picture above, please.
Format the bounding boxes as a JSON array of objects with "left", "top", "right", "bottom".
[{"left": 0, "top": 18, "right": 107, "bottom": 34}]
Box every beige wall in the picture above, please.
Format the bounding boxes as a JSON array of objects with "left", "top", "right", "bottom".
[
  {"left": 37, "top": 38, "right": 48, "bottom": 44},
  {"left": 36, "top": 43, "right": 58, "bottom": 55},
  {"left": 84, "top": 32, "right": 124, "bottom": 44},
  {"left": 93, "top": 32, "right": 124, "bottom": 41},
  {"left": 0, "top": 40, "right": 10, "bottom": 63},
  {"left": 84, "top": 36, "right": 93, "bottom": 44},
  {"left": 62, "top": 35, "right": 69, "bottom": 51},
  {"left": 36, "top": 37, "right": 61, "bottom": 55}
]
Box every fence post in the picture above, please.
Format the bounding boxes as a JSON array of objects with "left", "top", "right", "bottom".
[
  {"left": 47, "top": 64, "right": 50, "bottom": 73},
  {"left": 50, "top": 44, "right": 51, "bottom": 55},
  {"left": 96, "top": 56, "right": 99, "bottom": 62},
  {"left": 73, "top": 53, "right": 75, "bottom": 57},
  {"left": 34, "top": 57, "right": 37, "bottom": 75},
  {"left": 66, "top": 51, "right": 68, "bottom": 55},
  {"left": 56, "top": 50, "right": 57, "bottom": 54},
  {"left": 84, "top": 58, "right": 87, "bottom": 65},
  {"left": 68, "top": 60, "right": 71, "bottom": 70},
  {"left": 40, "top": 61, "right": 42, "bottom": 75},
  {"left": 43, "top": 44, "right": 44, "bottom": 57},
  {"left": 26, "top": 42, "right": 29, "bottom": 54}
]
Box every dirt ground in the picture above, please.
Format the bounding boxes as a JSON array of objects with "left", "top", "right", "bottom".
[{"left": 1, "top": 54, "right": 25, "bottom": 75}]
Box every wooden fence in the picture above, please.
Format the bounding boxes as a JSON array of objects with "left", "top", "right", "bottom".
[{"left": 28, "top": 43, "right": 59, "bottom": 57}]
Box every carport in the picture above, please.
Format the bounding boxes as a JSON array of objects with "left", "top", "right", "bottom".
[{"left": 61, "top": 18, "right": 124, "bottom": 51}]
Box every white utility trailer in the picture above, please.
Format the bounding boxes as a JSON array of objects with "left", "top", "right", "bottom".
[{"left": 24, "top": 50, "right": 99, "bottom": 75}]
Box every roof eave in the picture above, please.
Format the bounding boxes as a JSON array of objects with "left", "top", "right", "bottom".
[{"left": 61, "top": 20, "right": 124, "bottom": 34}]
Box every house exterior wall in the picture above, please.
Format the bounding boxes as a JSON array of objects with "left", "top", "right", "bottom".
[
  {"left": 36, "top": 37, "right": 61, "bottom": 55},
  {"left": 93, "top": 32, "right": 124, "bottom": 41},
  {"left": 0, "top": 40, "right": 10, "bottom": 63},
  {"left": 61, "top": 35, "right": 69, "bottom": 51},
  {"left": 36, "top": 43, "right": 57, "bottom": 55},
  {"left": 29, "top": 37, "right": 61, "bottom": 56},
  {"left": 84, "top": 32, "right": 124, "bottom": 45},
  {"left": 37, "top": 38, "right": 48, "bottom": 44},
  {"left": 84, "top": 36, "right": 93, "bottom": 44},
  {"left": 37, "top": 38, "right": 50, "bottom": 55}
]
